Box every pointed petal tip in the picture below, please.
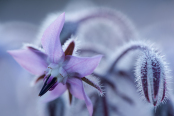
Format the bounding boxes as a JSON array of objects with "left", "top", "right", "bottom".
[
  {"left": 61, "top": 12, "right": 65, "bottom": 16},
  {"left": 7, "top": 50, "right": 11, "bottom": 54},
  {"left": 7, "top": 50, "right": 16, "bottom": 55},
  {"left": 93, "top": 55, "right": 103, "bottom": 61},
  {"left": 7, "top": 49, "right": 48, "bottom": 75},
  {"left": 64, "top": 55, "right": 103, "bottom": 78},
  {"left": 94, "top": 54, "right": 103, "bottom": 64},
  {"left": 59, "top": 12, "right": 65, "bottom": 20},
  {"left": 7, "top": 50, "right": 22, "bottom": 58},
  {"left": 96, "top": 54, "right": 103, "bottom": 59},
  {"left": 41, "top": 12, "right": 65, "bottom": 63}
]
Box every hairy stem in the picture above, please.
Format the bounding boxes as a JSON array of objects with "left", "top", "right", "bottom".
[
  {"left": 47, "top": 98, "right": 65, "bottom": 116},
  {"left": 82, "top": 77, "right": 103, "bottom": 95},
  {"left": 107, "top": 43, "right": 150, "bottom": 75}
]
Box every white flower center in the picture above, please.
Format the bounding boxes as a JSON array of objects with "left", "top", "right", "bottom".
[{"left": 46, "top": 63, "right": 68, "bottom": 84}]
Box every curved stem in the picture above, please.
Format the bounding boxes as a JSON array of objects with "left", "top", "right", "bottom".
[
  {"left": 77, "top": 48, "right": 106, "bottom": 59},
  {"left": 107, "top": 43, "right": 150, "bottom": 75},
  {"left": 77, "top": 9, "right": 136, "bottom": 41},
  {"left": 94, "top": 72, "right": 134, "bottom": 104}
]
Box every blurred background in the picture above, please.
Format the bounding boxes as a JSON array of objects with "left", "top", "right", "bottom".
[
  {"left": 1, "top": 0, "right": 174, "bottom": 116},
  {"left": 1, "top": 0, "right": 174, "bottom": 28}
]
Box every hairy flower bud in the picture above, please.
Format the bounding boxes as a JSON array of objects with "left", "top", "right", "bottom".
[
  {"left": 135, "top": 50, "right": 170, "bottom": 106},
  {"left": 102, "top": 40, "right": 171, "bottom": 108}
]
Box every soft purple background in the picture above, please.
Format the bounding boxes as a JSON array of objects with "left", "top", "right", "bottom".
[
  {"left": 1, "top": 0, "right": 174, "bottom": 116},
  {"left": 1, "top": 0, "right": 174, "bottom": 28}
]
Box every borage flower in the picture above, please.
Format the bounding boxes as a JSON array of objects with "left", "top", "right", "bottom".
[{"left": 8, "top": 13, "right": 103, "bottom": 116}]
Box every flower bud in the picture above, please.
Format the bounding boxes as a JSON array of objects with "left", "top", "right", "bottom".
[{"left": 135, "top": 50, "right": 170, "bottom": 106}]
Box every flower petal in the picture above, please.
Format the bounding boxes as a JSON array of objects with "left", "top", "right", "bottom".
[
  {"left": 41, "top": 13, "right": 65, "bottom": 63},
  {"left": 64, "top": 55, "right": 102, "bottom": 77},
  {"left": 40, "top": 83, "right": 67, "bottom": 102},
  {"left": 68, "top": 78, "right": 93, "bottom": 116},
  {"left": 8, "top": 48, "right": 48, "bottom": 75}
]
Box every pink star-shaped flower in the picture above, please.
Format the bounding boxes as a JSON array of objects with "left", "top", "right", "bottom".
[{"left": 8, "top": 13, "right": 102, "bottom": 116}]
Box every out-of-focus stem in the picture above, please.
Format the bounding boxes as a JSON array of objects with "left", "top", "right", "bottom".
[
  {"left": 77, "top": 9, "right": 136, "bottom": 42},
  {"left": 47, "top": 98, "right": 65, "bottom": 116},
  {"left": 107, "top": 43, "right": 150, "bottom": 75},
  {"left": 102, "top": 91, "right": 109, "bottom": 116}
]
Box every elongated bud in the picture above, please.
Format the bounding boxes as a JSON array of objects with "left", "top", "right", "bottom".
[
  {"left": 106, "top": 40, "right": 171, "bottom": 107},
  {"left": 135, "top": 50, "right": 170, "bottom": 106}
]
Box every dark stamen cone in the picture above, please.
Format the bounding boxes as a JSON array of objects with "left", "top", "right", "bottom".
[
  {"left": 39, "top": 76, "right": 57, "bottom": 96},
  {"left": 64, "top": 41, "right": 75, "bottom": 56}
]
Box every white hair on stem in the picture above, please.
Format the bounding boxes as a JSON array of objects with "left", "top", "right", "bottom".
[
  {"left": 104, "top": 40, "right": 172, "bottom": 107},
  {"left": 82, "top": 74, "right": 105, "bottom": 97}
]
